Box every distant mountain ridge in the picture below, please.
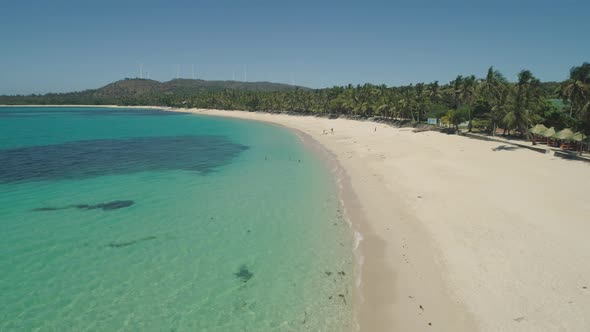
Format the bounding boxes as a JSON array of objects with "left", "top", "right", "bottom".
[
  {"left": 103, "top": 78, "right": 308, "bottom": 95},
  {"left": 0, "top": 78, "right": 309, "bottom": 105}
]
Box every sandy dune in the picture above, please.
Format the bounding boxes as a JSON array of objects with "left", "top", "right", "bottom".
[{"left": 175, "top": 108, "right": 590, "bottom": 332}]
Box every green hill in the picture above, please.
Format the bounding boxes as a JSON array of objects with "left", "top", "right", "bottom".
[{"left": 0, "top": 78, "right": 309, "bottom": 106}]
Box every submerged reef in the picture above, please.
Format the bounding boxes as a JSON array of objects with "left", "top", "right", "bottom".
[
  {"left": 0, "top": 136, "right": 248, "bottom": 184},
  {"left": 32, "top": 200, "right": 134, "bottom": 212},
  {"left": 108, "top": 236, "right": 157, "bottom": 248},
  {"left": 74, "top": 200, "right": 134, "bottom": 211}
]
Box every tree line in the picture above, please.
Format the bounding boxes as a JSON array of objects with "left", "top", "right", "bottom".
[
  {"left": 171, "top": 63, "right": 590, "bottom": 136},
  {"left": 2, "top": 63, "right": 589, "bottom": 135}
]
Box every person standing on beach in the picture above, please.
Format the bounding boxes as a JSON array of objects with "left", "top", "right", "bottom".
[{"left": 331, "top": 128, "right": 334, "bottom": 134}]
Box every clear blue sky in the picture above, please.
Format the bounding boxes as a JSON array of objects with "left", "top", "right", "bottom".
[{"left": 1, "top": 0, "right": 588, "bottom": 94}]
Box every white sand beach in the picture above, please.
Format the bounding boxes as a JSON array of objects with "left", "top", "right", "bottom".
[{"left": 175, "top": 108, "right": 590, "bottom": 332}]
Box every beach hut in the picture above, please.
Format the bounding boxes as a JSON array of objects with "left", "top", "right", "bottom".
[
  {"left": 530, "top": 124, "right": 548, "bottom": 143},
  {"left": 572, "top": 132, "right": 587, "bottom": 142},
  {"left": 531, "top": 124, "right": 548, "bottom": 135},
  {"left": 541, "top": 127, "right": 556, "bottom": 146},
  {"left": 554, "top": 128, "right": 575, "bottom": 149},
  {"left": 541, "top": 127, "right": 555, "bottom": 137},
  {"left": 555, "top": 128, "right": 574, "bottom": 140},
  {"left": 573, "top": 132, "right": 588, "bottom": 153}
]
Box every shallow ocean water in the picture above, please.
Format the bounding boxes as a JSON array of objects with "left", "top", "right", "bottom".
[{"left": 0, "top": 107, "right": 353, "bottom": 331}]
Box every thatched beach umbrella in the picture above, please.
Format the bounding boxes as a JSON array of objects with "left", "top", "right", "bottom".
[
  {"left": 572, "top": 132, "right": 588, "bottom": 153},
  {"left": 541, "top": 127, "right": 557, "bottom": 146},
  {"left": 553, "top": 129, "right": 576, "bottom": 150},
  {"left": 530, "top": 124, "right": 548, "bottom": 135},
  {"left": 554, "top": 128, "right": 575, "bottom": 141},
  {"left": 572, "top": 132, "right": 587, "bottom": 142},
  {"left": 541, "top": 127, "right": 555, "bottom": 138}
]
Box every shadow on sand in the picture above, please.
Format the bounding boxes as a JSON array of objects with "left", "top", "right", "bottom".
[{"left": 492, "top": 145, "right": 520, "bottom": 151}]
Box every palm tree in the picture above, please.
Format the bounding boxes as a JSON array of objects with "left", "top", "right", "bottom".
[
  {"left": 398, "top": 87, "right": 418, "bottom": 121},
  {"left": 428, "top": 81, "right": 441, "bottom": 103},
  {"left": 480, "top": 67, "right": 507, "bottom": 99},
  {"left": 451, "top": 75, "right": 463, "bottom": 109},
  {"left": 479, "top": 66, "right": 509, "bottom": 135},
  {"left": 414, "top": 83, "right": 428, "bottom": 122},
  {"left": 460, "top": 75, "right": 478, "bottom": 131},
  {"left": 561, "top": 62, "right": 590, "bottom": 117},
  {"left": 503, "top": 70, "right": 542, "bottom": 141}
]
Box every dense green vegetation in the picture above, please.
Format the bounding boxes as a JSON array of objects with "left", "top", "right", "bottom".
[
  {"left": 0, "top": 79, "right": 308, "bottom": 106},
  {"left": 2, "top": 63, "right": 589, "bottom": 135}
]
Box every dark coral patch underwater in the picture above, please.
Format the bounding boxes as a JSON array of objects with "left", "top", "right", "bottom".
[
  {"left": 0, "top": 135, "right": 248, "bottom": 183},
  {"left": 108, "top": 236, "right": 157, "bottom": 248},
  {"left": 32, "top": 200, "right": 134, "bottom": 212}
]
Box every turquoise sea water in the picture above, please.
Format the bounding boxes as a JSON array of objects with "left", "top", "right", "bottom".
[{"left": 0, "top": 107, "right": 353, "bottom": 331}]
